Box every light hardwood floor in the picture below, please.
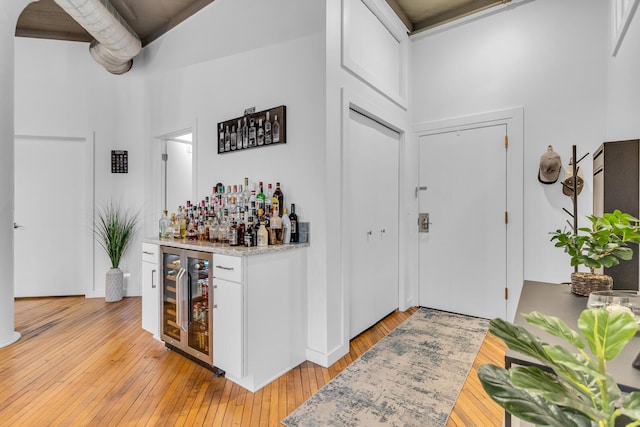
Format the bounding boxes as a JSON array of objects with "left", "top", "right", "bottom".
[{"left": 0, "top": 296, "right": 505, "bottom": 426}]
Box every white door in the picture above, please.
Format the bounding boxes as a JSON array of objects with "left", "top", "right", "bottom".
[
  {"left": 346, "top": 109, "right": 399, "bottom": 339},
  {"left": 418, "top": 125, "right": 507, "bottom": 319},
  {"left": 14, "top": 136, "right": 87, "bottom": 297}
]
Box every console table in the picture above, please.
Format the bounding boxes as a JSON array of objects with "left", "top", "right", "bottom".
[{"left": 505, "top": 280, "right": 640, "bottom": 426}]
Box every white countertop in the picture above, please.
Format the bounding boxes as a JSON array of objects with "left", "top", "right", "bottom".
[{"left": 143, "top": 237, "right": 309, "bottom": 256}]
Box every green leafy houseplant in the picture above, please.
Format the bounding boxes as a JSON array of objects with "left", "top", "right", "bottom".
[
  {"left": 550, "top": 210, "right": 640, "bottom": 273},
  {"left": 478, "top": 309, "right": 640, "bottom": 427},
  {"left": 95, "top": 201, "right": 140, "bottom": 269}
]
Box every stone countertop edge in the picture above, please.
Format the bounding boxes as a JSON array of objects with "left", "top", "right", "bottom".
[{"left": 143, "top": 238, "right": 309, "bottom": 256}]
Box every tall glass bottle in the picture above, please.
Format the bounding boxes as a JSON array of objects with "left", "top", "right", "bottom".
[
  {"left": 282, "top": 207, "right": 291, "bottom": 244},
  {"left": 159, "top": 210, "right": 169, "bottom": 238},
  {"left": 265, "top": 183, "right": 273, "bottom": 216},
  {"left": 230, "top": 125, "right": 237, "bottom": 150},
  {"left": 273, "top": 182, "right": 284, "bottom": 217},
  {"left": 257, "top": 119, "right": 264, "bottom": 146},
  {"left": 224, "top": 125, "right": 231, "bottom": 151},
  {"left": 249, "top": 118, "right": 257, "bottom": 147},
  {"left": 273, "top": 114, "right": 280, "bottom": 143},
  {"left": 256, "top": 182, "right": 266, "bottom": 212},
  {"left": 265, "top": 111, "right": 272, "bottom": 145},
  {"left": 219, "top": 123, "right": 225, "bottom": 152},
  {"left": 242, "top": 117, "right": 249, "bottom": 148},
  {"left": 257, "top": 221, "right": 268, "bottom": 247},
  {"left": 289, "top": 203, "right": 298, "bottom": 243}
]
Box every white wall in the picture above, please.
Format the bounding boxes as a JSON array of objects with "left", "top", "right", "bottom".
[
  {"left": 14, "top": 37, "right": 146, "bottom": 297},
  {"left": 606, "top": 2, "right": 640, "bottom": 140},
  {"left": 411, "top": 0, "right": 609, "bottom": 298}
]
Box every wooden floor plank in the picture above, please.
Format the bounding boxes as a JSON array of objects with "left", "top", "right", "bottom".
[{"left": 0, "top": 298, "right": 504, "bottom": 426}]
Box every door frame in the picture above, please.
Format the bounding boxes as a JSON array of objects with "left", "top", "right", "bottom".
[
  {"left": 15, "top": 132, "right": 95, "bottom": 297},
  {"left": 149, "top": 122, "right": 197, "bottom": 239},
  {"left": 413, "top": 108, "right": 524, "bottom": 321}
]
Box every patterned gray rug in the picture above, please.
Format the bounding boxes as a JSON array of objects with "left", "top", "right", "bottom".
[{"left": 281, "top": 308, "right": 489, "bottom": 427}]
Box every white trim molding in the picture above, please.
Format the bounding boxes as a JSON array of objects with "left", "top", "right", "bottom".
[{"left": 611, "top": 0, "right": 639, "bottom": 56}]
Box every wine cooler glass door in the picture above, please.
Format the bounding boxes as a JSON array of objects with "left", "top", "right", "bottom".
[
  {"left": 185, "top": 253, "right": 212, "bottom": 363},
  {"left": 162, "top": 251, "right": 182, "bottom": 342}
]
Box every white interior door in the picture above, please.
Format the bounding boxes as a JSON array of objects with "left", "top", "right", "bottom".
[
  {"left": 14, "top": 136, "right": 87, "bottom": 297},
  {"left": 346, "top": 109, "right": 399, "bottom": 339},
  {"left": 418, "top": 125, "right": 507, "bottom": 319}
]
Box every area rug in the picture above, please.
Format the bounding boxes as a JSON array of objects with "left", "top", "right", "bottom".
[{"left": 281, "top": 308, "right": 489, "bottom": 427}]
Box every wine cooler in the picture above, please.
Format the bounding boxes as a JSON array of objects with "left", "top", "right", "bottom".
[{"left": 160, "top": 246, "right": 213, "bottom": 366}]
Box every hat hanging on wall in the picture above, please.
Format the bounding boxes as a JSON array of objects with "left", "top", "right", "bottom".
[
  {"left": 538, "top": 145, "right": 562, "bottom": 184},
  {"left": 562, "top": 157, "right": 584, "bottom": 198}
]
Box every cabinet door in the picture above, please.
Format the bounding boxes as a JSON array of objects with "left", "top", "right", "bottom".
[
  {"left": 213, "top": 278, "right": 243, "bottom": 378},
  {"left": 141, "top": 260, "right": 159, "bottom": 338}
]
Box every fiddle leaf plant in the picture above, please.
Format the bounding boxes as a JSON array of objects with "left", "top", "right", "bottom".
[
  {"left": 550, "top": 209, "right": 640, "bottom": 273},
  {"left": 477, "top": 309, "right": 640, "bottom": 427}
]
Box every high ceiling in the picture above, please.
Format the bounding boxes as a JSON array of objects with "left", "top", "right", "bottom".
[{"left": 14, "top": 0, "right": 510, "bottom": 46}]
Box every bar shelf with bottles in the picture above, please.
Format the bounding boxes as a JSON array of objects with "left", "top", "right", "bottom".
[{"left": 157, "top": 177, "right": 307, "bottom": 253}]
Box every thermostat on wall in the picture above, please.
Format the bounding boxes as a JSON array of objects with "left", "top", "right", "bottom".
[{"left": 111, "top": 150, "right": 128, "bottom": 173}]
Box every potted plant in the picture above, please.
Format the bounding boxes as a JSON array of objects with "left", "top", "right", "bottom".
[
  {"left": 477, "top": 309, "right": 640, "bottom": 426},
  {"left": 550, "top": 209, "right": 640, "bottom": 295},
  {"left": 95, "top": 201, "right": 140, "bottom": 302}
]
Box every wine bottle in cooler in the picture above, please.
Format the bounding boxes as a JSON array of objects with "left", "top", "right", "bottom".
[{"left": 289, "top": 203, "right": 298, "bottom": 243}]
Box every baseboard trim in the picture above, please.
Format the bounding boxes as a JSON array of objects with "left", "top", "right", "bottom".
[{"left": 306, "top": 343, "right": 349, "bottom": 368}]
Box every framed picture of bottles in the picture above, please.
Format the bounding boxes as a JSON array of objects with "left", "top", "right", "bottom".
[{"left": 217, "top": 105, "right": 286, "bottom": 154}]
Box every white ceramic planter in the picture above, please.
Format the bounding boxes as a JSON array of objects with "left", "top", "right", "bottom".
[{"left": 105, "top": 267, "right": 124, "bottom": 302}]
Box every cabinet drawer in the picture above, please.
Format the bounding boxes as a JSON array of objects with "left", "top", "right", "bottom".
[
  {"left": 213, "top": 254, "right": 242, "bottom": 282},
  {"left": 142, "top": 243, "right": 159, "bottom": 263}
]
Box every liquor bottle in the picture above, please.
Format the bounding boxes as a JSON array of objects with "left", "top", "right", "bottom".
[
  {"left": 273, "top": 182, "right": 284, "bottom": 216},
  {"left": 244, "top": 218, "right": 254, "bottom": 247},
  {"left": 269, "top": 204, "right": 283, "bottom": 245},
  {"left": 180, "top": 209, "right": 188, "bottom": 239},
  {"left": 230, "top": 125, "right": 237, "bottom": 150},
  {"left": 224, "top": 125, "right": 231, "bottom": 151},
  {"left": 173, "top": 213, "right": 181, "bottom": 239},
  {"left": 229, "top": 221, "right": 239, "bottom": 246},
  {"left": 256, "top": 182, "right": 266, "bottom": 212},
  {"left": 257, "top": 119, "right": 264, "bottom": 146},
  {"left": 289, "top": 203, "right": 298, "bottom": 243},
  {"left": 273, "top": 114, "right": 280, "bottom": 143},
  {"left": 159, "top": 210, "right": 169, "bottom": 238},
  {"left": 265, "top": 183, "right": 273, "bottom": 215},
  {"left": 218, "top": 123, "right": 225, "bottom": 152},
  {"left": 209, "top": 216, "right": 219, "bottom": 243},
  {"left": 242, "top": 178, "right": 251, "bottom": 210},
  {"left": 282, "top": 208, "right": 291, "bottom": 244},
  {"left": 265, "top": 111, "right": 272, "bottom": 145},
  {"left": 238, "top": 213, "right": 245, "bottom": 246},
  {"left": 198, "top": 220, "right": 206, "bottom": 241},
  {"left": 257, "top": 221, "right": 268, "bottom": 247},
  {"left": 242, "top": 117, "right": 249, "bottom": 148},
  {"left": 236, "top": 120, "right": 242, "bottom": 149},
  {"left": 248, "top": 118, "right": 256, "bottom": 147}
]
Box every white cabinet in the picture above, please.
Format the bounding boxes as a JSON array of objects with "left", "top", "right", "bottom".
[
  {"left": 213, "top": 278, "right": 243, "bottom": 378},
  {"left": 213, "top": 254, "right": 244, "bottom": 378},
  {"left": 141, "top": 243, "right": 160, "bottom": 339}
]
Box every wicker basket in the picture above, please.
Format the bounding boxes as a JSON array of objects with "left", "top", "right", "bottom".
[{"left": 570, "top": 272, "right": 613, "bottom": 296}]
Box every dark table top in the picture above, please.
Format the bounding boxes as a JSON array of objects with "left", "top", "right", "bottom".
[{"left": 506, "top": 280, "right": 640, "bottom": 392}]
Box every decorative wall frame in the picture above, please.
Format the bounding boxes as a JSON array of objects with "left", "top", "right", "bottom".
[
  {"left": 611, "top": 0, "right": 639, "bottom": 56},
  {"left": 217, "top": 105, "right": 286, "bottom": 154}
]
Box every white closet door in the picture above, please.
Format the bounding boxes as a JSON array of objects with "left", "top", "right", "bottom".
[{"left": 346, "top": 109, "right": 399, "bottom": 339}]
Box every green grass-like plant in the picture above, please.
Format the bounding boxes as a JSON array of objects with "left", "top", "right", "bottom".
[
  {"left": 478, "top": 309, "right": 640, "bottom": 426},
  {"left": 95, "top": 202, "right": 140, "bottom": 269}
]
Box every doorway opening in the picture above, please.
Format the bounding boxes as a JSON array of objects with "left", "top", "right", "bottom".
[{"left": 160, "top": 130, "right": 193, "bottom": 215}]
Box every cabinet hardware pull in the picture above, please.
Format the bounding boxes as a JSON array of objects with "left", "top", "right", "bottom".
[
  {"left": 151, "top": 269, "right": 156, "bottom": 289},
  {"left": 143, "top": 251, "right": 154, "bottom": 255},
  {"left": 213, "top": 304, "right": 218, "bottom": 309},
  {"left": 215, "top": 265, "right": 234, "bottom": 271}
]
